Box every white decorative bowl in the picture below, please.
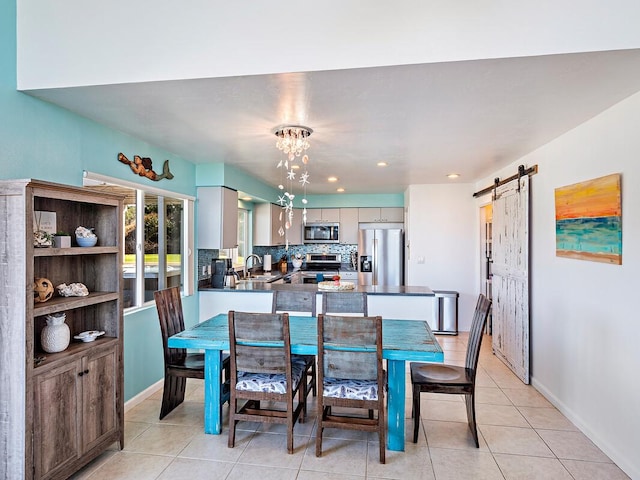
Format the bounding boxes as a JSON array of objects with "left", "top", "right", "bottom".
[
  {"left": 74, "top": 330, "right": 105, "bottom": 342},
  {"left": 292, "top": 258, "right": 303, "bottom": 269}
]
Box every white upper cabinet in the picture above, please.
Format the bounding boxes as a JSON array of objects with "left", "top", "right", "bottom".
[
  {"left": 305, "top": 208, "right": 340, "bottom": 222},
  {"left": 254, "top": 203, "right": 303, "bottom": 246},
  {"left": 358, "top": 207, "right": 404, "bottom": 223},
  {"left": 289, "top": 208, "right": 303, "bottom": 245},
  {"left": 339, "top": 208, "right": 359, "bottom": 244},
  {"left": 197, "top": 187, "right": 238, "bottom": 249}
]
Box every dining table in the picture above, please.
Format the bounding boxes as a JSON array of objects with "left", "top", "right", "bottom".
[{"left": 168, "top": 313, "right": 444, "bottom": 452}]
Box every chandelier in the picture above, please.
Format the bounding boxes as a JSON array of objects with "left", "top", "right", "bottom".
[
  {"left": 273, "top": 125, "right": 313, "bottom": 247},
  {"left": 274, "top": 125, "right": 312, "bottom": 161}
]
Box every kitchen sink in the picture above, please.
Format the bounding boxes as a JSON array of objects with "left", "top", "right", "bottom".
[{"left": 237, "top": 273, "right": 281, "bottom": 284}]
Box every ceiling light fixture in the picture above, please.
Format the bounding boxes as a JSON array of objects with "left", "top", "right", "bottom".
[
  {"left": 447, "top": 173, "right": 460, "bottom": 179},
  {"left": 337, "top": 187, "right": 345, "bottom": 193},
  {"left": 377, "top": 161, "right": 388, "bottom": 167},
  {"left": 273, "top": 125, "right": 313, "bottom": 161},
  {"left": 328, "top": 176, "right": 338, "bottom": 182},
  {"left": 274, "top": 124, "right": 313, "bottom": 247}
]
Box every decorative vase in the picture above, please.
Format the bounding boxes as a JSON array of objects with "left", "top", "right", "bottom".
[{"left": 41, "top": 313, "right": 70, "bottom": 353}]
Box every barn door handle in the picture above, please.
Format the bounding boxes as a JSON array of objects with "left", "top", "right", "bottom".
[{"left": 78, "top": 369, "right": 90, "bottom": 377}]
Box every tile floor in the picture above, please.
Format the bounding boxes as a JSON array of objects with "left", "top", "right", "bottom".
[{"left": 72, "top": 334, "right": 630, "bottom": 479}]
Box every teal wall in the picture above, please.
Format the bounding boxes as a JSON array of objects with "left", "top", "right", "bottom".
[
  {"left": 1, "top": 0, "right": 197, "bottom": 402},
  {"left": 3, "top": 0, "right": 403, "bottom": 404},
  {"left": 196, "top": 163, "right": 404, "bottom": 207}
]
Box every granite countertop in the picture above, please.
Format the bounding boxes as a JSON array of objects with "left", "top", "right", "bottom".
[{"left": 199, "top": 281, "right": 434, "bottom": 296}]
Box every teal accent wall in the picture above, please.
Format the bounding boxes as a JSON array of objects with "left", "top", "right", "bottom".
[
  {"left": 3, "top": 0, "right": 402, "bottom": 403},
  {"left": 306, "top": 193, "right": 405, "bottom": 207},
  {"left": 1, "top": 0, "right": 197, "bottom": 402},
  {"left": 196, "top": 164, "right": 404, "bottom": 207}
]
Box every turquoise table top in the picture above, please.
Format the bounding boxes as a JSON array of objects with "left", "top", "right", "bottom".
[
  {"left": 169, "top": 314, "right": 443, "bottom": 361},
  {"left": 168, "top": 313, "right": 443, "bottom": 452}
]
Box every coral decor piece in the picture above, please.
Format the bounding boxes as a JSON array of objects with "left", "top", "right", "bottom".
[
  {"left": 75, "top": 226, "right": 96, "bottom": 238},
  {"left": 34, "top": 278, "right": 54, "bottom": 303},
  {"left": 118, "top": 152, "right": 174, "bottom": 181},
  {"left": 56, "top": 282, "right": 89, "bottom": 297}
]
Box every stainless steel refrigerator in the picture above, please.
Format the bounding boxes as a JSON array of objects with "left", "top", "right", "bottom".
[{"left": 358, "top": 228, "right": 404, "bottom": 286}]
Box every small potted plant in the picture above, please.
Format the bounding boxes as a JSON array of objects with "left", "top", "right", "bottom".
[{"left": 52, "top": 231, "right": 71, "bottom": 248}]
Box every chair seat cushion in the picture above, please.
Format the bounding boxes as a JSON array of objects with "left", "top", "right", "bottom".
[
  {"left": 410, "top": 362, "right": 473, "bottom": 386},
  {"left": 236, "top": 361, "right": 305, "bottom": 394},
  {"left": 323, "top": 377, "right": 379, "bottom": 400}
]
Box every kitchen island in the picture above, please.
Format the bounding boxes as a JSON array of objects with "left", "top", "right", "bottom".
[{"left": 199, "top": 281, "right": 437, "bottom": 327}]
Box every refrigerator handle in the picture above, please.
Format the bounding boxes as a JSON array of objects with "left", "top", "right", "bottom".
[{"left": 373, "top": 238, "right": 378, "bottom": 285}]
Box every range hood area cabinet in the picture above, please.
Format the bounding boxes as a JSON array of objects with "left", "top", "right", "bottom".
[
  {"left": 358, "top": 207, "right": 404, "bottom": 223},
  {"left": 197, "top": 187, "right": 238, "bottom": 249},
  {"left": 305, "top": 208, "right": 340, "bottom": 223},
  {"left": 253, "top": 203, "right": 302, "bottom": 246}
]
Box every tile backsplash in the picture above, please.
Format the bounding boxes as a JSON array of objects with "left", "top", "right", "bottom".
[
  {"left": 253, "top": 243, "right": 357, "bottom": 266},
  {"left": 197, "top": 243, "right": 357, "bottom": 281}
]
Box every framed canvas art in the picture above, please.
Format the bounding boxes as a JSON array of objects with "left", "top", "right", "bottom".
[{"left": 555, "top": 173, "right": 622, "bottom": 265}]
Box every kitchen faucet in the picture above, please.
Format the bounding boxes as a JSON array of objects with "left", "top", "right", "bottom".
[{"left": 244, "top": 254, "right": 262, "bottom": 278}]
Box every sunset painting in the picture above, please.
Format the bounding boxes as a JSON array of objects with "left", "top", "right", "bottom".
[{"left": 555, "top": 174, "right": 622, "bottom": 264}]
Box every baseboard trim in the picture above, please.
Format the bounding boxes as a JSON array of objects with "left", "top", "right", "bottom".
[
  {"left": 531, "top": 377, "right": 637, "bottom": 479},
  {"left": 124, "top": 379, "right": 163, "bottom": 413}
]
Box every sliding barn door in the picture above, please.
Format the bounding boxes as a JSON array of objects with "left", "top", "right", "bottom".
[{"left": 491, "top": 175, "right": 530, "bottom": 384}]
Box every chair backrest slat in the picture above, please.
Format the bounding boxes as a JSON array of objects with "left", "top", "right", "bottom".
[
  {"left": 321, "top": 292, "right": 368, "bottom": 316},
  {"left": 272, "top": 289, "right": 316, "bottom": 316},
  {"left": 465, "top": 294, "right": 492, "bottom": 372},
  {"left": 318, "top": 314, "right": 382, "bottom": 381},
  {"left": 154, "top": 287, "right": 187, "bottom": 365},
  {"left": 229, "top": 311, "right": 290, "bottom": 376}
]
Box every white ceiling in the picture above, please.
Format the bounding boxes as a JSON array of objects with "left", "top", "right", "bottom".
[{"left": 26, "top": 49, "right": 640, "bottom": 195}]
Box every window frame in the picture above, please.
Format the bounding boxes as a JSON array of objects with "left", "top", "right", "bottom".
[{"left": 83, "top": 171, "right": 195, "bottom": 311}]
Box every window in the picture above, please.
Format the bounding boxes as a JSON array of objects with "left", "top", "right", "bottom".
[{"left": 83, "top": 172, "right": 194, "bottom": 309}]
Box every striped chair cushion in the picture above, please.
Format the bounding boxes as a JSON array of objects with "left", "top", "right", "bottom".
[
  {"left": 236, "top": 361, "right": 305, "bottom": 394},
  {"left": 323, "top": 378, "right": 379, "bottom": 400}
]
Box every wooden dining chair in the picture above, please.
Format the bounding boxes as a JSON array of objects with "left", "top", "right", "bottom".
[
  {"left": 316, "top": 313, "right": 386, "bottom": 463},
  {"left": 272, "top": 288, "right": 317, "bottom": 397},
  {"left": 321, "top": 291, "right": 368, "bottom": 316},
  {"left": 410, "top": 294, "right": 492, "bottom": 446},
  {"left": 154, "top": 287, "right": 229, "bottom": 420},
  {"left": 227, "top": 311, "right": 307, "bottom": 454}
]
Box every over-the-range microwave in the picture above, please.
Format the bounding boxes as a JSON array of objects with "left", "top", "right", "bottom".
[{"left": 303, "top": 222, "right": 340, "bottom": 243}]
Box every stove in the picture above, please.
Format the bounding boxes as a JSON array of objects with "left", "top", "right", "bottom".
[{"left": 300, "top": 253, "right": 341, "bottom": 283}]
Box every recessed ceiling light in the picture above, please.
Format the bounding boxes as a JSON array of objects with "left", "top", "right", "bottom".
[
  {"left": 241, "top": 196, "right": 253, "bottom": 201},
  {"left": 291, "top": 164, "right": 300, "bottom": 170},
  {"left": 337, "top": 187, "right": 345, "bottom": 193},
  {"left": 447, "top": 173, "right": 460, "bottom": 179},
  {"left": 377, "top": 162, "right": 388, "bottom": 167},
  {"left": 327, "top": 176, "right": 338, "bottom": 182}
]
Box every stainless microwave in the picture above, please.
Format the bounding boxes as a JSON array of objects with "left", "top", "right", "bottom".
[{"left": 303, "top": 223, "right": 340, "bottom": 243}]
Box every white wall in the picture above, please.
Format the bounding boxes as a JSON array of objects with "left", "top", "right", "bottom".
[
  {"left": 476, "top": 91, "right": 640, "bottom": 479},
  {"left": 405, "top": 183, "right": 477, "bottom": 330},
  {"left": 18, "top": 0, "right": 640, "bottom": 89}
]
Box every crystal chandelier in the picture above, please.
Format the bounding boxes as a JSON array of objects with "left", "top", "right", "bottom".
[
  {"left": 274, "top": 125, "right": 312, "bottom": 161},
  {"left": 274, "top": 125, "right": 313, "bottom": 247}
]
